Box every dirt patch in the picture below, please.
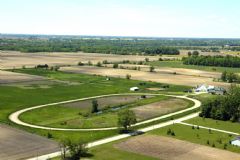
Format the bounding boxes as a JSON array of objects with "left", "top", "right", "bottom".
[
  {"left": 115, "top": 135, "right": 240, "bottom": 160},
  {"left": 131, "top": 98, "right": 188, "bottom": 120},
  {"left": 0, "top": 124, "right": 58, "bottom": 160},
  {"left": 63, "top": 95, "right": 152, "bottom": 111},
  {"left": 0, "top": 70, "right": 45, "bottom": 84},
  {"left": 60, "top": 66, "right": 229, "bottom": 88}
]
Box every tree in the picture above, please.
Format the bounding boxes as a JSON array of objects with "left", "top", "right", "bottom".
[
  {"left": 113, "top": 63, "right": 119, "bottom": 68},
  {"left": 78, "top": 61, "right": 84, "bottom": 66},
  {"left": 67, "top": 140, "right": 88, "bottom": 160},
  {"left": 145, "top": 57, "right": 149, "bottom": 62},
  {"left": 91, "top": 100, "right": 99, "bottom": 113},
  {"left": 96, "top": 62, "right": 102, "bottom": 67},
  {"left": 126, "top": 74, "right": 131, "bottom": 80},
  {"left": 199, "top": 85, "right": 240, "bottom": 122},
  {"left": 192, "top": 50, "right": 199, "bottom": 56},
  {"left": 118, "top": 109, "right": 137, "bottom": 131},
  {"left": 59, "top": 139, "right": 68, "bottom": 160},
  {"left": 149, "top": 66, "right": 155, "bottom": 72},
  {"left": 221, "top": 71, "right": 227, "bottom": 81}
]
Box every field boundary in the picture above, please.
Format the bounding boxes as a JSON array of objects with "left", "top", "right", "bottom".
[{"left": 9, "top": 93, "right": 201, "bottom": 131}]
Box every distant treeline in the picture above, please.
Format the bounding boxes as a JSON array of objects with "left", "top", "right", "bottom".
[
  {"left": 1, "top": 36, "right": 240, "bottom": 54},
  {"left": 0, "top": 38, "right": 180, "bottom": 55},
  {"left": 182, "top": 55, "right": 240, "bottom": 68}
]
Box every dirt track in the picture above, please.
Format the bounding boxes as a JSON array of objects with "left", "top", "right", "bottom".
[
  {"left": 115, "top": 135, "right": 240, "bottom": 160},
  {"left": 0, "top": 124, "right": 58, "bottom": 160},
  {"left": 60, "top": 66, "right": 229, "bottom": 88}
]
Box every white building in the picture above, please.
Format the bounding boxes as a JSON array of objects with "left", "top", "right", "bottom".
[
  {"left": 130, "top": 87, "right": 139, "bottom": 91},
  {"left": 231, "top": 137, "right": 240, "bottom": 147},
  {"left": 195, "top": 84, "right": 208, "bottom": 92}
]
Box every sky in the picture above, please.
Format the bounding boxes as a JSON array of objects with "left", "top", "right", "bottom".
[{"left": 0, "top": 0, "right": 240, "bottom": 38}]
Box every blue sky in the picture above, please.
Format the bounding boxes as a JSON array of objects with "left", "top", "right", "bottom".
[{"left": 0, "top": 0, "right": 239, "bottom": 38}]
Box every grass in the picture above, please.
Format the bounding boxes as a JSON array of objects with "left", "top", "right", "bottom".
[
  {"left": 185, "top": 117, "right": 240, "bottom": 133},
  {"left": 150, "top": 124, "right": 240, "bottom": 153},
  {"left": 87, "top": 141, "right": 158, "bottom": 160},
  {"left": 149, "top": 60, "right": 240, "bottom": 73},
  {"left": 0, "top": 68, "right": 190, "bottom": 143}
]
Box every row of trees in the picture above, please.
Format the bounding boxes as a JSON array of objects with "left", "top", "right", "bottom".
[
  {"left": 183, "top": 55, "right": 240, "bottom": 68},
  {"left": 221, "top": 71, "right": 240, "bottom": 83},
  {"left": 199, "top": 85, "right": 240, "bottom": 122},
  {"left": 0, "top": 38, "right": 178, "bottom": 55}
]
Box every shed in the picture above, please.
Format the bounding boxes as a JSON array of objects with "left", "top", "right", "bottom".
[
  {"left": 231, "top": 137, "right": 240, "bottom": 147},
  {"left": 130, "top": 87, "right": 139, "bottom": 91}
]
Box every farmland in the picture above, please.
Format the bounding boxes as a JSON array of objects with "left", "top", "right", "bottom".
[{"left": 0, "top": 37, "right": 240, "bottom": 160}]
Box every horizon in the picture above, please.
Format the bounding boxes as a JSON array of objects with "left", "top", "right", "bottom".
[
  {"left": 1, "top": 0, "right": 240, "bottom": 38},
  {"left": 1, "top": 33, "right": 240, "bottom": 40}
]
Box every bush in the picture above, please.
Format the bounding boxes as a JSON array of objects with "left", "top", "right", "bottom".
[
  {"left": 207, "top": 140, "right": 210, "bottom": 145},
  {"left": 96, "top": 62, "right": 102, "bottom": 67},
  {"left": 47, "top": 132, "right": 53, "bottom": 139},
  {"left": 126, "top": 74, "right": 131, "bottom": 80},
  {"left": 78, "top": 61, "right": 84, "bottom": 66},
  {"left": 113, "top": 63, "right": 119, "bottom": 68}
]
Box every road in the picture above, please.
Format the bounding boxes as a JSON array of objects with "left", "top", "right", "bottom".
[{"left": 9, "top": 93, "right": 201, "bottom": 131}]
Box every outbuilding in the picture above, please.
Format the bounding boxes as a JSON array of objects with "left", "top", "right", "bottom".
[
  {"left": 130, "top": 87, "right": 139, "bottom": 91},
  {"left": 231, "top": 137, "right": 240, "bottom": 147}
]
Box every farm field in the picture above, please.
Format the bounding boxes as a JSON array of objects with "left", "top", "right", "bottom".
[
  {"left": 0, "top": 51, "right": 163, "bottom": 69},
  {"left": 0, "top": 70, "right": 45, "bottom": 84},
  {"left": 115, "top": 135, "right": 240, "bottom": 160},
  {"left": 0, "top": 68, "right": 191, "bottom": 142},
  {"left": 60, "top": 66, "right": 229, "bottom": 88},
  {"left": 0, "top": 124, "right": 58, "bottom": 160},
  {"left": 106, "top": 64, "right": 221, "bottom": 78},
  {"left": 150, "top": 124, "right": 240, "bottom": 153},
  {"left": 149, "top": 60, "right": 240, "bottom": 73}
]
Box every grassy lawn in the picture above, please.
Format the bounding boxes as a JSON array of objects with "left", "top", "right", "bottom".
[
  {"left": 87, "top": 141, "right": 158, "bottom": 160},
  {"left": 150, "top": 124, "right": 240, "bottom": 153},
  {"left": 185, "top": 117, "right": 240, "bottom": 133},
  {"left": 149, "top": 60, "right": 240, "bottom": 73},
  {"left": 0, "top": 68, "right": 191, "bottom": 143}
]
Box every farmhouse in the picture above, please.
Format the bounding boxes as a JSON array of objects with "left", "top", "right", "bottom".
[
  {"left": 231, "top": 137, "right": 240, "bottom": 147},
  {"left": 207, "top": 87, "right": 226, "bottom": 95},
  {"left": 195, "top": 85, "right": 226, "bottom": 95},
  {"left": 130, "top": 87, "right": 139, "bottom": 91}
]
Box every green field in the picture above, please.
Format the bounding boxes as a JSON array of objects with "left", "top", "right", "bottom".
[
  {"left": 150, "top": 124, "right": 240, "bottom": 153},
  {"left": 19, "top": 96, "right": 171, "bottom": 129},
  {"left": 149, "top": 60, "right": 240, "bottom": 73},
  {"left": 185, "top": 117, "right": 240, "bottom": 133},
  {"left": 0, "top": 68, "right": 191, "bottom": 143}
]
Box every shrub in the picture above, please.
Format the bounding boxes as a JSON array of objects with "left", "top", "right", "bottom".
[
  {"left": 126, "top": 74, "right": 131, "bottom": 80},
  {"left": 78, "top": 61, "right": 84, "bottom": 66},
  {"left": 47, "top": 132, "right": 53, "bottom": 139}
]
